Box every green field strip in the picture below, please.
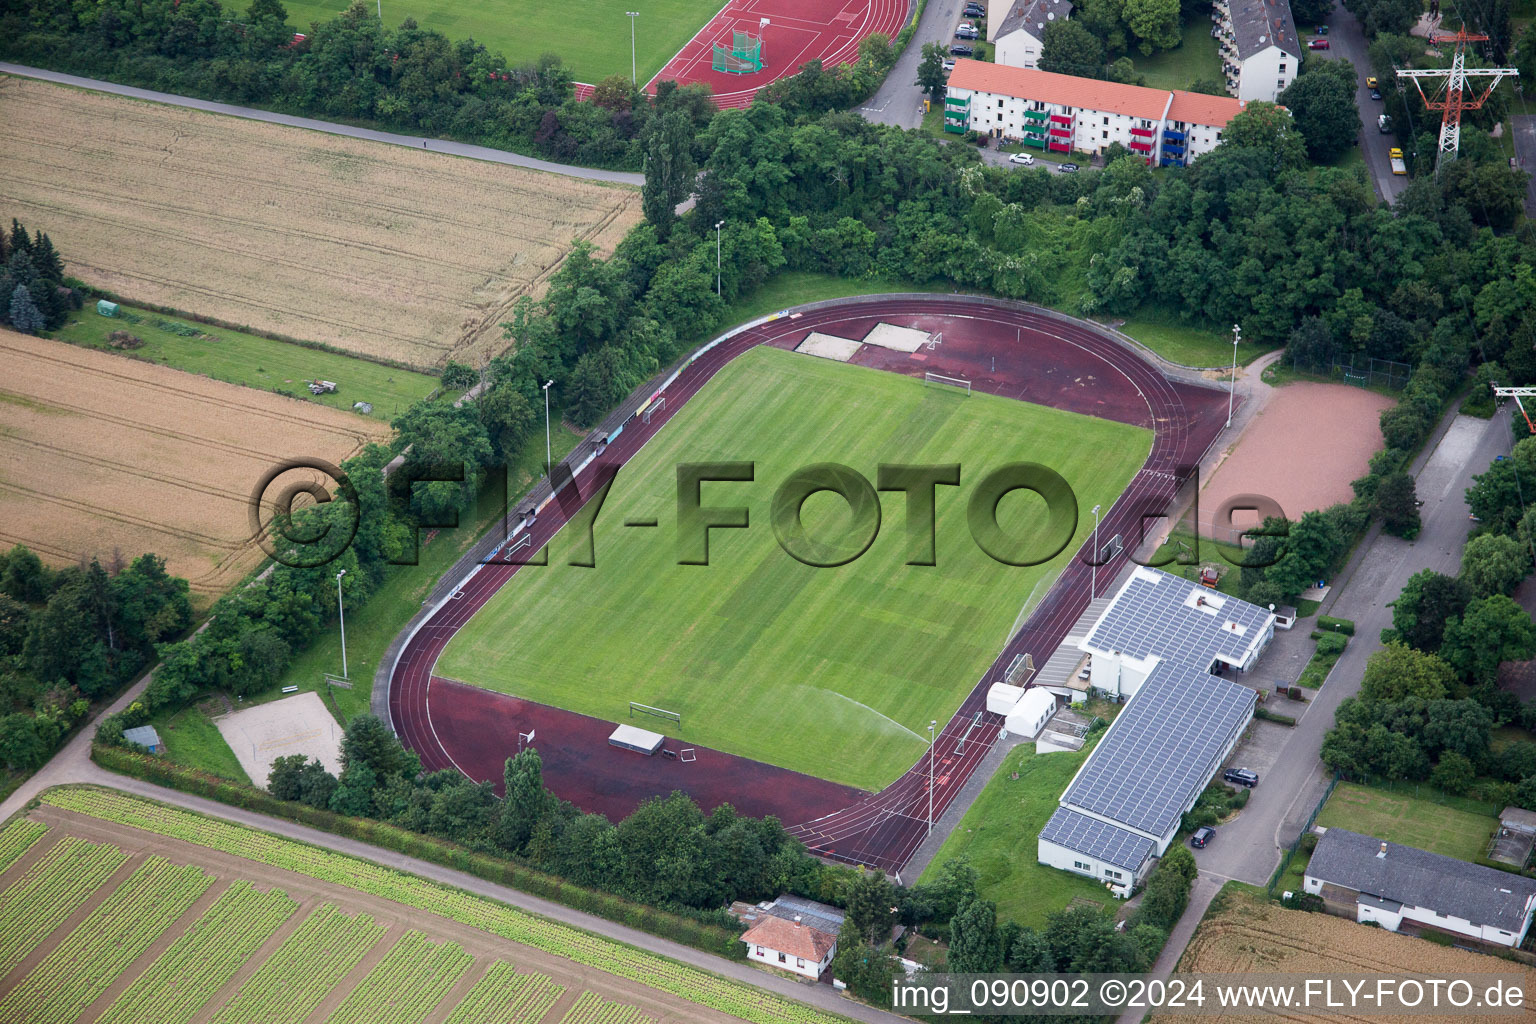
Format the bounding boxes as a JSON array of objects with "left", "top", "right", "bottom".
[
  {"left": 211, "top": 903, "right": 386, "bottom": 1024},
  {"left": 0, "top": 835, "right": 127, "bottom": 976},
  {"left": 99, "top": 880, "right": 301, "bottom": 1024},
  {"left": 0, "top": 855, "right": 214, "bottom": 1024},
  {"left": 444, "top": 963, "right": 565, "bottom": 1024},
  {"left": 324, "top": 929, "right": 474, "bottom": 1024},
  {"left": 558, "top": 990, "right": 657, "bottom": 1024},
  {"left": 437, "top": 345, "right": 1151, "bottom": 789},
  {"left": 43, "top": 789, "right": 855, "bottom": 1024},
  {"left": 0, "top": 820, "right": 48, "bottom": 875}
]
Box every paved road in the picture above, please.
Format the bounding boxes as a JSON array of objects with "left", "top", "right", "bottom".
[
  {"left": 1514, "top": 115, "right": 1536, "bottom": 219},
  {"left": 859, "top": 0, "right": 970, "bottom": 128},
  {"left": 1314, "top": 2, "right": 1409, "bottom": 203},
  {"left": 0, "top": 62, "right": 644, "bottom": 187}
]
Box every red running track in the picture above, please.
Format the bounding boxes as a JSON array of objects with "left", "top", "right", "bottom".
[
  {"left": 387, "top": 297, "right": 1231, "bottom": 873},
  {"left": 640, "top": 0, "right": 910, "bottom": 109}
]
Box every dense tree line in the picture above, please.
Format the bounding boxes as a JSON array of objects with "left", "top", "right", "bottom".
[
  {"left": 0, "top": 545, "right": 191, "bottom": 771},
  {"left": 1, "top": 219, "right": 81, "bottom": 334},
  {"left": 0, "top": 0, "right": 715, "bottom": 169}
]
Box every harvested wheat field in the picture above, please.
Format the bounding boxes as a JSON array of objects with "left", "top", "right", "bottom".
[
  {"left": 0, "top": 329, "right": 388, "bottom": 594},
  {"left": 0, "top": 75, "right": 640, "bottom": 369},
  {"left": 1160, "top": 886, "right": 1536, "bottom": 1024}
]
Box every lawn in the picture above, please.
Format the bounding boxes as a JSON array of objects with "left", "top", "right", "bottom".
[
  {"left": 437, "top": 345, "right": 1151, "bottom": 790},
  {"left": 1113, "top": 307, "right": 1273, "bottom": 368},
  {"left": 1315, "top": 782, "right": 1499, "bottom": 862},
  {"left": 279, "top": 0, "right": 724, "bottom": 85},
  {"left": 917, "top": 741, "right": 1114, "bottom": 929},
  {"left": 707, "top": 272, "right": 948, "bottom": 344},
  {"left": 146, "top": 705, "right": 254, "bottom": 785},
  {"left": 53, "top": 303, "right": 442, "bottom": 422},
  {"left": 1133, "top": 21, "right": 1221, "bottom": 92}
]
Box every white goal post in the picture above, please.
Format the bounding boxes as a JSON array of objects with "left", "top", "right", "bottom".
[
  {"left": 642, "top": 396, "right": 666, "bottom": 424},
  {"left": 923, "top": 371, "right": 972, "bottom": 396}
]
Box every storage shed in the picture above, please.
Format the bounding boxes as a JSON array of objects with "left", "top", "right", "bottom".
[{"left": 122, "top": 725, "right": 161, "bottom": 753}]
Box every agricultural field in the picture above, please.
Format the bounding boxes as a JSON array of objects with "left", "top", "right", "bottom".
[
  {"left": 10, "top": 786, "right": 852, "bottom": 1024},
  {"left": 1163, "top": 885, "right": 1536, "bottom": 1024},
  {"left": 0, "top": 75, "right": 641, "bottom": 369},
  {"left": 437, "top": 345, "right": 1151, "bottom": 790},
  {"left": 54, "top": 301, "right": 444, "bottom": 422},
  {"left": 279, "top": 0, "right": 723, "bottom": 85},
  {"left": 0, "top": 329, "right": 389, "bottom": 594}
]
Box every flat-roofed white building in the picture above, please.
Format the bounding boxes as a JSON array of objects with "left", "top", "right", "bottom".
[{"left": 944, "top": 61, "right": 1248, "bottom": 167}]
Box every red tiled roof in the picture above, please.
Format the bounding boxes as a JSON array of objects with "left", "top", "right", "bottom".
[
  {"left": 740, "top": 916, "right": 837, "bottom": 961},
  {"left": 947, "top": 61, "right": 1169, "bottom": 120},
  {"left": 947, "top": 61, "right": 1248, "bottom": 130},
  {"left": 1167, "top": 90, "right": 1246, "bottom": 129}
]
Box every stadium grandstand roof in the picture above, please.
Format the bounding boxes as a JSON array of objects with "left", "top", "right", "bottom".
[{"left": 1060, "top": 661, "right": 1256, "bottom": 838}]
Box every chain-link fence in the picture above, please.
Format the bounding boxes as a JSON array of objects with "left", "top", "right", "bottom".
[{"left": 1290, "top": 351, "right": 1412, "bottom": 390}]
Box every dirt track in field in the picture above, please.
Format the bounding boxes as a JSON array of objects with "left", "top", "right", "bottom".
[
  {"left": 0, "top": 329, "right": 388, "bottom": 592},
  {"left": 0, "top": 75, "right": 641, "bottom": 369}
]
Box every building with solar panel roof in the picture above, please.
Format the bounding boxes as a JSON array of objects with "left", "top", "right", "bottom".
[
  {"left": 1078, "top": 565, "right": 1276, "bottom": 699},
  {"left": 1038, "top": 661, "right": 1256, "bottom": 894}
]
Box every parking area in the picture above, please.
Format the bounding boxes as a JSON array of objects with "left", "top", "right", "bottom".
[{"left": 1225, "top": 717, "right": 1290, "bottom": 784}]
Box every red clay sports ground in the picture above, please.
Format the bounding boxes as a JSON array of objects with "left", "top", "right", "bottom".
[
  {"left": 388, "top": 295, "right": 1232, "bottom": 874},
  {"left": 574, "top": 0, "right": 910, "bottom": 107}
]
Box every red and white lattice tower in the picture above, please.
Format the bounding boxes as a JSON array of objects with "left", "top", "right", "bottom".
[{"left": 1395, "top": 28, "right": 1517, "bottom": 173}]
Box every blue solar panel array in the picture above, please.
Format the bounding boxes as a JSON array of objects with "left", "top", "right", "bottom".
[
  {"left": 1061, "top": 662, "right": 1256, "bottom": 838},
  {"left": 1083, "top": 567, "right": 1273, "bottom": 668},
  {"left": 1040, "top": 807, "right": 1155, "bottom": 872}
]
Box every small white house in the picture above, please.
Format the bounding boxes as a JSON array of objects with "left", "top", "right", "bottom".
[
  {"left": 1004, "top": 687, "right": 1058, "bottom": 739},
  {"left": 1304, "top": 829, "right": 1536, "bottom": 948},
  {"left": 1212, "top": 0, "right": 1300, "bottom": 101},
  {"left": 741, "top": 915, "right": 837, "bottom": 979}
]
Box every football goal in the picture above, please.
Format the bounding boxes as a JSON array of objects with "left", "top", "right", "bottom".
[
  {"left": 630, "top": 701, "right": 681, "bottom": 725},
  {"left": 923, "top": 371, "right": 972, "bottom": 396},
  {"left": 642, "top": 396, "right": 665, "bottom": 424}
]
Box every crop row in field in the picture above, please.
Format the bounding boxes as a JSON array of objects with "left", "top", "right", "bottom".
[
  {"left": 43, "top": 787, "right": 852, "bottom": 1024},
  {"left": 0, "top": 835, "right": 126, "bottom": 976},
  {"left": 444, "top": 963, "right": 565, "bottom": 1024},
  {"left": 0, "top": 820, "right": 47, "bottom": 874},
  {"left": 100, "top": 880, "right": 300, "bottom": 1024},
  {"left": 325, "top": 930, "right": 474, "bottom": 1024},
  {"left": 560, "top": 990, "right": 657, "bottom": 1024},
  {"left": 212, "top": 904, "right": 385, "bottom": 1024},
  {"left": 0, "top": 855, "right": 213, "bottom": 1024}
]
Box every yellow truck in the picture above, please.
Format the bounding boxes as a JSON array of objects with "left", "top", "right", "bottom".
[{"left": 1389, "top": 147, "right": 1407, "bottom": 174}]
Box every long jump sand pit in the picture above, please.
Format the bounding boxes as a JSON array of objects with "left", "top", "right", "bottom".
[
  {"left": 217, "top": 691, "right": 343, "bottom": 790},
  {"left": 794, "top": 331, "right": 862, "bottom": 361},
  {"left": 0, "top": 329, "right": 387, "bottom": 594},
  {"left": 862, "top": 322, "right": 932, "bottom": 352},
  {"left": 0, "top": 75, "right": 641, "bottom": 369},
  {"left": 1199, "top": 382, "right": 1395, "bottom": 538}
]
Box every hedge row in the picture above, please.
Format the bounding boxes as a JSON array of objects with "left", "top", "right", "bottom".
[{"left": 90, "top": 744, "right": 746, "bottom": 959}]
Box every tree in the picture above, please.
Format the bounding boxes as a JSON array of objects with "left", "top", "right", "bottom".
[
  {"left": 1390, "top": 570, "right": 1469, "bottom": 652},
  {"left": 329, "top": 760, "right": 377, "bottom": 816},
  {"left": 1359, "top": 642, "right": 1455, "bottom": 702},
  {"left": 1279, "top": 67, "right": 1360, "bottom": 162},
  {"left": 1, "top": 544, "right": 52, "bottom": 603},
  {"left": 640, "top": 110, "right": 696, "bottom": 241},
  {"left": 844, "top": 869, "right": 897, "bottom": 944},
  {"left": 340, "top": 713, "right": 416, "bottom": 783},
  {"left": 1461, "top": 532, "right": 1529, "bottom": 598},
  {"left": 440, "top": 360, "right": 478, "bottom": 390},
  {"left": 1441, "top": 595, "right": 1536, "bottom": 686},
  {"left": 1290, "top": 0, "right": 1335, "bottom": 25},
  {"left": 948, "top": 896, "right": 1003, "bottom": 973},
  {"left": 829, "top": 919, "right": 898, "bottom": 1004},
  {"left": 0, "top": 714, "right": 47, "bottom": 771},
  {"left": 268, "top": 753, "right": 308, "bottom": 799},
  {"left": 298, "top": 758, "right": 339, "bottom": 809},
  {"left": 1039, "top": 19, "right": 1106, "bottom": 75},
  {"left": 915, "top": 42, "right": 948, "bottom": 99},
  {"left": 1133, "top": 844, "right": 1195, "bottom": 930},
  {"left": 390, "top": 402, "right": 494, "bottom": 523},
  {"left": 477, "top": 383, "right": 537, "bottom": 461},
  {"left": 497, "top": 748, "right": 552, "bottom": 853},
  {"left": 1375, "top": 471, "right": 1420, "bottom": 538},
  {"left": 1429, "top": 750, "right": 1476, "bottom": 795},
  {"left": 1221, "top": 101, "right": 1308, "bottom": 170},
  {"left": 1123, "top": 0, "right": 1181, "bottom": 53},
  {"left": 7, "top": 285, "right": 43, "bottom": 334}
]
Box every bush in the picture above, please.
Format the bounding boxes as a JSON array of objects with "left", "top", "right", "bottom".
[
  {"left": 1316, "top": 632, "right": 1348, "bottom": 656},
  {"left": 1256, "top": 707, "right": 1298, "bottom": 726},
  {"left": 1318, "top": 616, "right": 1355, "bottom": 635}
]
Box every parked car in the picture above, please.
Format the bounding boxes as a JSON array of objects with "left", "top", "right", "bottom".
[
  {"left": 1365, "top": 75, "right": 1378, "bottom": 88},
  {"left": 1008, "top": 152, "right": 1035, "bottom": 164},
  {"left": 1370, "top": 88, "right": 1382, "bottom": 100},
  {"left": 955, "top": 27, "right": 979, "bottom": 39},
  {"left": 1309, "top": 38, "right": 1329, "bottom": 48},
  {"left": 1059, "top": 162, "right": 1080, "bottom": 172},
  {"left": 1191, "top": 826, "right": 1215, "bottom": 848},
  {"left": 1223, "top": 767, "right": 1260, "bottom": 788},
  {"left": 950, "top": 44, "right": 974, "bottom": 55},
  {"left": 964, "top": 3, "right": 986, "bottom": 14},
  {"left": 943, "top": 59, "right": 956, "bottom": 71},
  {"left": 1378, "top": 113, "right": 1391, "bottom": 133}
]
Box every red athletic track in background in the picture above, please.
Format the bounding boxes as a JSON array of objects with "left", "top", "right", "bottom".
[
  {"left": 571, "top": 0, "right": 909, "bottom": 108},
  {"left": 387, "top": 298, "right": 1231, "bottom": 874}
]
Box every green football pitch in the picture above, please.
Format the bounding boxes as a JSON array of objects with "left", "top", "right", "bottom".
[
  {"left": 280, "top": 0, "right": 725, "bottom": 85},
  {"left": 437, "top": 346, "right": 1150, "bottom": 790}
]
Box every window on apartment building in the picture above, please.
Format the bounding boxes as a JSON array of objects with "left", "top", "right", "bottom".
[
  {"left": 1103, "top": 130, "right": 1109, "bottom": 139},
  {"left": 779, "top": 952, "right": 787, "bottom": 963},
  {"left": 1278, "top": 80, "right": 1285, "bottom": 88},
  {"left": 998, "top": 99, "right": 1004, "bottom": 107},
  {"left": 1102, "top": 116, "right": 1109, "bottom": 125},
  {"left": 1279, "top": 63, "right": 1286, "bottom": 72}
]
